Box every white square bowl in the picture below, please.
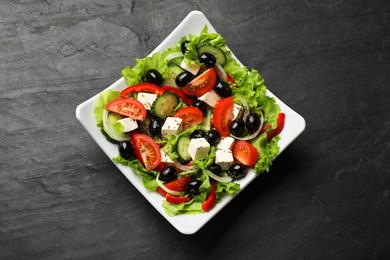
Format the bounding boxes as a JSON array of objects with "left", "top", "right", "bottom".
[{"left": 76, "top": 11, "right": 306, "bottom": 235}]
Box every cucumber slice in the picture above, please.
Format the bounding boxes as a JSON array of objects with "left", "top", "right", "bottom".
[
  {"left": 177, "top": 136, "right": 192, "bottom": 163},
  {"left": 102, "top": 110, "right": 129, "bottom": 141},
  {"left": 152, "top": 92, "right": 180, "bottom": 119},
  {"left": 197, "top": 42, "right": 226, "bottom": 65},
  {"left": 168, "top": 57, "right": 184, "bottom": 66},
  {"left": 167, "top": 63, "right": 185, "bottom": 81}
]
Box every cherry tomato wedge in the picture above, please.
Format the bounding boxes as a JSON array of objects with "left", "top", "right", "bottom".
[
  {"left": 161, "top": 86, "right": 194, "bottom": 105},
  {"left": 120, "top": 83, "right": 165, "bottom": 97},
  {"left": 173, "top": 107, "right": 204, "bottom": 129},
  {"left": 213, "top": 96, "right": 234, "bottom": 137},
  {"left": 131, "top": 133, "right": 161, "bottom": 171},
  {"left": 182, "top": 68, "right": 217, "bottom": 97},
  {"left": 164, "top": 176, "right": 191, "bottom": 192},
  {"left": 232, "top": 140, "right": 259, "bottom": 167},
  {"left": 266, "top": 113, "right": 285, "bottom": 140},
  {"left": 202, "top": 181, "right": 216, "bottom": 212},
  {"left": 166, "top": 194, "right": 191, "bottom": 204},
  {"left": 106, "top": 97, "right": 147, "bottom": 121},
  {"left": 156, "top": 186, "right": 168, "bottom": 197}
]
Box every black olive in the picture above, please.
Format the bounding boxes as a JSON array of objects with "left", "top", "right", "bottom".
[
  {"left": 118, "top": 141, "right": 136, "bottom": 160},
  {"left": 227, "top": 164, "right": 247, "bottom": 180},
  {"left": 246, "top": 112, "right": 261, "bottom": 134},
  {"left": 213, "top": 80, "right": 232, "bottom": 97},
  {"left": 175, "top": 71, "right": 193, "bottom": 87},
  {"left": 193, "top": 99, "right": 208, "bottom": 115},
  {"left": 159, "top": 166, "right": 177, "bottom": 183},
  {"left": 229, "top": 118, "right": 245, "bottom": 137},
  {"left": 190, "top": 129, "right": 207, "bottom": 139},
  {"left": 205, "top": 130, "right": 221, "bottom": 146},
  {"left": 185, "top": 179, "right": 203, "bottom": 195},
  {"left": 198, "top": 52, "right": 216, "bottom": 68},
  {"left": 149, "top": 116, "right": 163, "bottom": 136},
  {"left": 145, "top": 69, "right": 163, "bottom": 85},
  {"left": 207, "top": 163, "right": 222, "bottom": 176},
  {"left": 180, "top": 40, "right": 190, "bottom": 54}
]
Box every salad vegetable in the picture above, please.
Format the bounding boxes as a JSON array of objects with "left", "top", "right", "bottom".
[{"left": 94, "top": 26, "right": 285, "bottom": 216}]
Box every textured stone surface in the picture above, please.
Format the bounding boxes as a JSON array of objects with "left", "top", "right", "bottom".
[{"left": 1, "top": 0, "right": 389, "bottom": 259}]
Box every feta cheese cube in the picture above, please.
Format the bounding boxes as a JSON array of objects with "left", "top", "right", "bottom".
[
  {"left": 198, "top": 90, "right": 221, "bottom": 108},
  {"left": 216, "top": 136, "right": 235, "bottom": 150},
  {"left": 215, "top": 149, "right": 234, "bottom": 170},
  {"left": 161, "top": 117, "right": 182, "bottom": 137},
  {"left": 160, "top": 151, "right": 173, "bottom": 163},
  {"left": 233, "top": 104, "right": 243, "bottom": 120},
  {"left": 137, "top": 92, "right": 157, "bottom": 110},
  {"left": 180, "top": 60, "right": 201, "bottom": 75},
  {"left": 187, "top": 138, "right": 210, "bottom": 161},
  {"left": 117, "top": 117, "right": 138, "bottom": 133}
]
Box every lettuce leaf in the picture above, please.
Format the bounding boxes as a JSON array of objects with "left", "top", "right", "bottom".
[
  {"left": 251, "top": 133, "right": 280, "bottom": 174},
  {"left": 112, "top": 154, "right": 158, "bottom": 191},
  {"left": 215, "top": 181, "right": 240, "bottom": 201},
  {"left": 121, "top": 52, "right": 169, "bottom": 86},
  {"left": 162, "top": 200, "right": 203, "bottom": 216},
  {"left": 93, "top": 89, "right": 120, "bottom": 127}
]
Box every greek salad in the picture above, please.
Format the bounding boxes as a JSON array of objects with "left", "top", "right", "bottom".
[{"left": 93, "top": 26, "right": 285, "bottom": 216}]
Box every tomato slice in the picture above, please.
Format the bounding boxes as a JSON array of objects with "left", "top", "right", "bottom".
[
  {"left": 182, "top": 68, "right": 217, "bottom": 97},
  {"left": 213, "top": 96, "right": 234, "bottom": 137},
  {"left": 173, "top": 107, "right": 204, "bottom": 129},
  {"left": 161, "top": 86, "right": 194, "bottom": 105},
  {"left": 164, "top": 176, "right": 191, "bottom": 192},
  {"left": 266, "top": 113, "right": 285, "bottom": 140},
  {"left": 202, "top": 181, "right": 216, "bottom": 212},
  {"left": 165, "top": 194, "right": 191, "bottom": 204},
  {"left": 106, "top": 97, "right": 146, "bottom": 121},
  {"left": 120, "top": 83, "right": 165, "bottom": 97},
  {"left": 131, "top": 133, "right": 161, "bottom": 170},
  {"left": 232, "top": 140, "right": 259, "bottom": 167}
]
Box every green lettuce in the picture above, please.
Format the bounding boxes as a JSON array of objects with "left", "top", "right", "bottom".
[
  {"left": 112, "top": 154, "right": 158, "bottom": 191},
  {"left": 162, "top": 200, "right": 203, "bottom": 216},
  {"left": 215, "top": 181, "right": 240, "bottom": 201},
  {"left": 93, "top": 89, "right": 120, "bottom": 127},
  {"left": 251, "top": 133, "right": 280, "bottom": 174}
]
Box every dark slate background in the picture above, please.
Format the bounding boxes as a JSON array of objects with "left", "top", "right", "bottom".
[{"left": 1, "top": 0, "right": 389, "bottom": 259}]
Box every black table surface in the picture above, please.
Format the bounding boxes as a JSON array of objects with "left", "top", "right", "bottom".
[{"left": 1, "top": 0, "right": 389, "bottom": 259}]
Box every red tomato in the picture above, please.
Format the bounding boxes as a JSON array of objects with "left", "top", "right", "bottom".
[
  {"left": 227, "top": 74, "right": 236, "bottom": 85},
  {"left": 213, "top": 96, "right": 234, "bottom": 137},
  {"left": 232, "top": 140, "right": 259, "bottom": 167},
  {"left": 182, "top": 68, "right": 217, "bottom": 97},
  {"left": 267, "top": 113, "right": 285, "bottom": 140},
  {"left": 173, "top": 107, "right": 204, "bottom": 129},
  {"left": 165, "top": 194, "right": 191, "bottom": 204},
  {"left": 164, "top": 176, "right": 191, "bottom": 192},
  {"left": 120, "top": 83, "right": 165, "bottom": 97},
  {"left": 161, "top": 86, "right": 194, "bottom": 105},
  {"left": 156, "top": 187, "right": 167, "bottom": 197},
  {"left": 131, "top": 134, "right": 161, "bottom": 170},
  {"left": 106, "top": 97, "right": 146, "bottom": 121},
  {"left": 202, "top": 181, "right": 216, "bottom": 212}
]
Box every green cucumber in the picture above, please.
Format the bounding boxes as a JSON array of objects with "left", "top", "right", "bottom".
[
  {"left": 152, "top": 92, "right": 180, "bottom": 119},
  {"left": 168, "top": 56, "right": 184, "bottom": 66},
  {"left": 197, "top": 42, "right": 226, "bottom": 65},
  {"left": 167, "top": 63, "right": 185, "bottom": 81},
  {"left": 177, "top": 136, "right": 191, "bottom": 163}
]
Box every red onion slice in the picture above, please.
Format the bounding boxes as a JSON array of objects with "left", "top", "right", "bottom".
[
  {"left": 164, "top": 52, "right": 184, "bottom": 62},
  {"left": 214, "top": 63, "right": 228, "bottom": 82},
  {"left": 156, "top": 174, "right": 181, "bottom": 196},
  {"left": 206, "top": 170, "right": 233, "bottom": 183}
]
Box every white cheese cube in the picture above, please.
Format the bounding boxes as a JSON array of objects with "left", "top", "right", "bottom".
[
  {"left": 137, "top": 92, "right": 157, "bottom": 110},
  {"left": 180, "top": 59, "right": 201, "bottom": 75},
  {"left": 198, "top": 90, "right": 221, "bottom": 108},
  {"left": 187, "top": 138, "right": 210, "bottom": 161},
  {"left": 160, "top": 151, "right": 173, "bottom": 163},
  {"left": 215, "top": 149, "right": 234, "bottom": 170},
  {"left": 117, "top": 117, "right": 138, "bottom": 133},
  {"left": 161, "top": 117, "right": 182, "bottom": 137},
  {"left": 216, "top": 136, "right": 235, "bottom": 150},
  {"left": 233, "top": 104, "right": 243, "bottom": 120}
]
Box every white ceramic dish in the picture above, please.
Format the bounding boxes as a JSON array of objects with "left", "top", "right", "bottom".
[{"left": 76, "top": 11, "right": 306, "bottom": 234}]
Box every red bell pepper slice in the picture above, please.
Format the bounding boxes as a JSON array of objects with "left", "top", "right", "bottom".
[
  {"left": 164, "top": 176, "right": 191, "bottom": 192},
  {"left": 202, "top": 181, "right": 216, "bottom": 212},
  {"left": 265, "top": 112, "right": 285, "bottom": 140},
  {"left": 227, "top": 73, "right": 236, "bottom": 85},
  {"left": 120, "top": 83, "right": 165, "bottom": 97},
  {"left": 165, "top": 194, "right": 191, "bottom": 204},
  {"left": 161, "top": 86, "right": 194, "bottom": 105}
]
